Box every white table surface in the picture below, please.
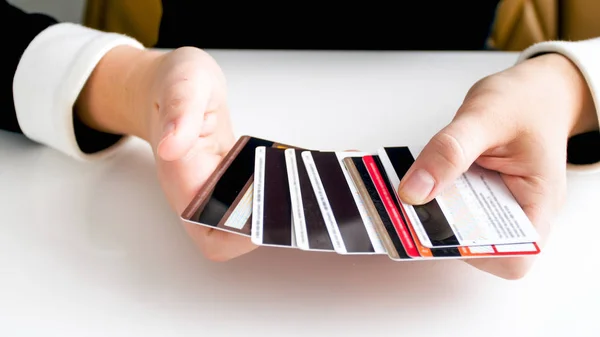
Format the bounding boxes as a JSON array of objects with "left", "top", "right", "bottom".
[{"left": 1, "top": 50, "right": 598, "bottom": 337}]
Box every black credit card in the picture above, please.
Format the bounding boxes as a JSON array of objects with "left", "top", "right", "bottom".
[
  {"left": 301, "top": 151, "right": 376, "bottom": 254},
  {"left": 181, "top": 136, "right": 294, "bottom": 236}
]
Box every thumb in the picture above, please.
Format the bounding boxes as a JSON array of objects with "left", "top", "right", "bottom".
[
  {"left": 397, "top": 117, "right": 495, "bottom": 205},
  {"left": 156, "top": 73, "right": 215, "bottom": 161}
]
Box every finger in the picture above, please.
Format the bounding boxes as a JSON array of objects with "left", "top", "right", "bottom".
[
  {"left": 157, "top": 72, "right": 214, "bottom": 161},
  {"left": 156, "top": 148, "right": 223, "bottom": 215},
  {"left": 182, "top": 222, "right": 258, "bottom": 262},
  {"left": 464, "top": 203, "right": 552, "bottom": 280},
  {"left": 176, "top": 150, "right": 257, "bottom": 261},
  {"left": 397, "top": 116, "right": 499, "bottom": 205},
  {"left": 199, "top": 112, "right": 218, "bottom": 137},
  {"left": 212, "top": 107, "right": 236, "bottom": 157},
  {"left": 182, "top": 137, "right": 220, "bottom": 162},
  {"left": 465, "top": 255, "right": 537, "bottom": 280}
]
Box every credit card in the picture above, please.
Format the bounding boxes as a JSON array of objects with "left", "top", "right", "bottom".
[
  {"left": 301, "top": 151, "right": 380, "bottom": 254},
  {"left": 418, "top": 182, "right": 541, "bottom": 258},
  {"left": 343, "top": 156, "right": 410, "bottom": 260},
  {"left": 336, "top": 152, "right": 386, "bottom": 254},
  {"left": 457, "top": 242, "right": 540, "bottom": 257},
  {"left": 376, "top": 147, "right": 458, "bottom": 248},
  {"left": 285, "top": 149, "right": 335, "bottom": 252},
  {"left": 364, "top": 155, "right": 540, "bottom": 260},
  {"left": 181, "top": 136, "right": 292, "bottom": 236},
  {"left": 181, "top": 134, "right": 540, "bottom": 260},
  {"left": 362, "top": 155, "right": 422, "bottom": 258},
  {"left": 377, "top": 146, "right": 540, "bottom": 248},
  {"left": 251, "top": 146, "right": 296, "bottom": 248}
]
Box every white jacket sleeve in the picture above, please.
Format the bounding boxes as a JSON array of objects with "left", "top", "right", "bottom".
[
  {"left": 517, "top": 38, "right": 600, "bottom": 173},
  {"left": 12, "top": 23, "right": 144, "bottom": 161}
]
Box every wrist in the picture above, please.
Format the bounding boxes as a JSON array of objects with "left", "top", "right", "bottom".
[
  {"left": 532, "top": 53, "right": 599, "bottom": 138},
  {"left": 563, "top": 59, "right": 599, "bottom": 138},
  {"left": 75, "top": 45, "right": 164, "bottom": 142}
]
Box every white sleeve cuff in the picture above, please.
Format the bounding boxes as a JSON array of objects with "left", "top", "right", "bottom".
[
  {"left": 12, "top": 22, "right": 145, "bottom": 161},
  {"left": 517, "top": 38, "right": 600, "bottom": 173}
]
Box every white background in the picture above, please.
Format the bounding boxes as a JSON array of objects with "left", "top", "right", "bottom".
[{"left": 1, "top": 49, "right": 598, "bottom": 336}]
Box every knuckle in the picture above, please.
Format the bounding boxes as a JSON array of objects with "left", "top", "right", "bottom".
[
  {"left": 460, "top": 80, "right": 506, "bottom": 118},
  {"left": 162, "top": 97, "right": 188, "bottom": 118},
  {"left": 162, "top": 83, "right": 197, "bottom": 113},
  {"left": 194, "top": 68, "right": 214, "bottom": 84},
  {"left": 431, "top": 130, "right": 467, "bottom": 171},
  {"left": 164, "top": 81, "right": 192, "bottom": 100},
  {"left": 464, "top": 75, "right": 495, "bottom": 100},
  {"left": 457, "top": 95, "right": 498, "bottom": 121},
  {"left": 167, "top": 62, "right": 214, "bottom": 85},
  {"left": 173, "top": 46, "right": 212, "bottom": 64},
  {"left": 167, "top": 96, "right": 185, "bottom": 110}
]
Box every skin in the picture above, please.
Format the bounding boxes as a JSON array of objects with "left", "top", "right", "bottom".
[
  {"left": 397, "top": 53, "right": 598, "bottom": 279},
  {"left": 75, "top": 46, "right": 599, "bottom": 279}
]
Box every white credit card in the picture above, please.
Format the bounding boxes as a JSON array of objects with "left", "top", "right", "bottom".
[
  {"left": 377, "top": 146, "right": 539, "bottom": 248},
  {"left": 285, "top": 149, "right": 336, "bottom": 252}
]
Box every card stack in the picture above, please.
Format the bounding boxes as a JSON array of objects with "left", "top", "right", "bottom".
[{"left": 181, "top": 136, "right": 541, "bottom": 261}]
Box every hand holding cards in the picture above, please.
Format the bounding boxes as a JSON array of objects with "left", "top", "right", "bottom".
[{"left": 181, "top": 136, "right": 541, "bottom": 261}]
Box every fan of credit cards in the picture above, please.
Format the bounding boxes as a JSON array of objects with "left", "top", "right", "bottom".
[{"left": 181, "top": 136, "right": 541, "bottom": 261}]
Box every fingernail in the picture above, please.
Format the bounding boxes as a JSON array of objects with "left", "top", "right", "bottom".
[{"left": 399, "top": 169, "right": 435, "bottom": 204}]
